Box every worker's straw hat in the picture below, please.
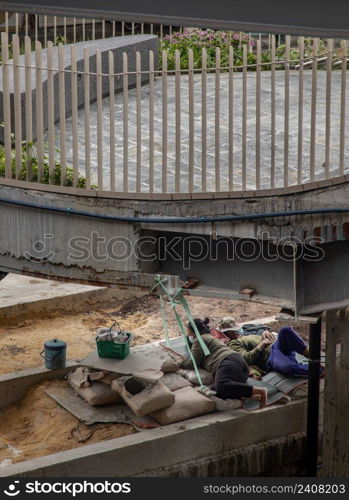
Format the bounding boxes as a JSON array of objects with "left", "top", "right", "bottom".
[{"left": 217, "top": 316, "right": 243, "bottom": 334}]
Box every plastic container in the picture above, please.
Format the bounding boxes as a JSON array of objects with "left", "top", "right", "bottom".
[
  {"left": 41, "top": 338, "right": 67, "bottom": 370},
  {"left": 96, "top": 332, "right": 132, "bottom": 360}
]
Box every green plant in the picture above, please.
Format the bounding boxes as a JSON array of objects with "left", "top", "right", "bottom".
[
  {"left": 0, "top": 124, "right": 92, "bottom": 189},
  {"left": 160, "top": 28, "right": 346, "bottom": 71}
]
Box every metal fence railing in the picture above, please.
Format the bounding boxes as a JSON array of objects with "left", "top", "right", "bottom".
[
  {"left": 0, "top": 11, "right": 287, "bottom": 49},
  {"left": 1, "top": 31, "right": 349, "bottom": 196}
]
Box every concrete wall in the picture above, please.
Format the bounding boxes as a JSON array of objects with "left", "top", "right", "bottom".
[
  {"left": 0, "top": 392, "right": 310, "bottom": 477},
  {"left": 1, "top": 179, "right": 349, "bottom": 311},
  {"left": 0, "top": 35, "right": 158, "bottom": 143},
  {"left": 0, "top": 363, "right": 78, "bottom": 408}
]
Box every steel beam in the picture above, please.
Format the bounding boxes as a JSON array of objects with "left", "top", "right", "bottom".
[{"left": 1, "top": 1, "right": 349, "bottom": 38}]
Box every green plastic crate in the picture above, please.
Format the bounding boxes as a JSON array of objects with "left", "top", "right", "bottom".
[{"left": 96, "top": 332, "right": 132, "bottom": 359}]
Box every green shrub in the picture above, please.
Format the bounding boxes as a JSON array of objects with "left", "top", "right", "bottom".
[
  {"left": 160, "top": 29, "right": 339, "bottom": 71},
  {"left": 0, "top": 130, "right": 91, "bottom": 188}
]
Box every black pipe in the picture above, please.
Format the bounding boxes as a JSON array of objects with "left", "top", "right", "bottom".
[
  {"left": 2, "top": 196, "right": 349, "bottom": 224},
  {"left": 305, "top": 318, "right": 322, "bottom": 477}
]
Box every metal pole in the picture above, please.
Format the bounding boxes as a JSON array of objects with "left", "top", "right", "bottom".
[{"left": 306, "top": 317, "right": 322, "bottom": 477}]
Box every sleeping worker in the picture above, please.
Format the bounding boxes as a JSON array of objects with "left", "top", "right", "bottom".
[
  {"left": 216, "top": 317, "right": 322, "bottom": 378},
  {"left": 179, "top": 318, "right": 267, "bottom": 407}
]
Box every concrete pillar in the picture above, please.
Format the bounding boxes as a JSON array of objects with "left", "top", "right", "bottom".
[{"left": 321, "top": 308, "right": 349, "bottom": 476}]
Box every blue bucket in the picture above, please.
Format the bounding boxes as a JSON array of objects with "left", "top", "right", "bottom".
[{"left": 41, "top": 339, "right": 67, "bottom": 370}]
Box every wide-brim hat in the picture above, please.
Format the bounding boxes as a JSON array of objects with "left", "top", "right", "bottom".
[{"left": 217, "top": 316, "right": 243, "bottom": 334}]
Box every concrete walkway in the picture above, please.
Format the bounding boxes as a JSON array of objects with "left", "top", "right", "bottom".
[
  {"left": 53, "top": 70, "right": 349, "bottom": 192},
  {"left": 0, "top": 274, "right": 140, "bottom": 322}
]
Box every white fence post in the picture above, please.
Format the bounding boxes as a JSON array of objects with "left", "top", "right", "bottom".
[
  {"left": 325, "top": 39, "right": 333, "bottom": 180},
  {"left": 339, "top": 40, "right": 347, "bottom": 176},
  {"left": 96, "top": 49, "right": 104, "bottom": 190},
  {"left": 35, "top": 40, "right": 44, "bottom": 182},
  {"left": 84, "top": 47, "right": 91, "bottom": 189},
  {"left": 1, "top": 32, "right": 12, "bottom": 178},
  {"left": 136, "top": 51, "right": 142, "bottom": 193},
  {"left": 188, "top": 48, "right": 195, "bottom": 193},
  {"left": 228, "top": 45, "right": 234, "bottom": 191},
  {"left": 47, "top": 41, "right": 55, "bottom": 184},
  {"left": 242, "top": 45, "right": 247, "bottom": 190},
  {"left": 175, "top": 49, "right": 181, "bottom": 192},
  {"left": 256, "top": 39, "right": 261, "bottom": 190},
  {"left": 284, "top": 35, "right": 290, "bottom": 187},
  {"left": 71, "top": 45, "right": 79, "bottom": 187},
  {"left": 24, "top": 36, "right": 33, "bottom": 181},
  {"left": 149, "top": 50, "right": 155, "bottom": 193},
  {"left": 123, "top": 52, "right": 129, "bottom": 192},
  {"left": 109, "top": 51, "right": 116, "bottom": 192},
  {"left": 215, "top": 46, "right": 221, "bottom": 192},
  {"left": 12, "top": 34, "right": 22, "bottom": 180},
  {"left": 201, "top": 48, "right": 207, "bottom": 192},
  {"left": 271, "top": 35, "right": 276, "bottom": 188},
  {"left": 58, "top": 43, "right": 67, "bottom": 186},
  {"left": 162, "top": 50, "right": 168, "bottom": 193},
  {"left": 297, "top": 37, "right": 304, "bottom": 185},
  {"left": 310, "top": 37, "right": 318, "bottom": 182}
]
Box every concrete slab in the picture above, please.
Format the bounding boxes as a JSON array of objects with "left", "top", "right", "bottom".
[
  {"left": 45, "top": 385, "right": 157, "bottom": 428},
  {"left": 81, "top": 350, "right": 164, "bottom": 375},
  {"left": 0, "top": 273, "right": 144, "bottom": 323},
  {"left": 0, "top": 273, "right": 99, "bottom": 308},
  {"left": 0, "top": 362, "right": 79, "bottom": 409}
]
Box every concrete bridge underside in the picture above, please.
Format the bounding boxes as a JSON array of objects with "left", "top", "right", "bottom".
[{"left": 1, "top": 178, "right": 349, "bottom": 314}]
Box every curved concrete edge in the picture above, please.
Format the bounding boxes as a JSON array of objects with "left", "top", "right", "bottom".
[
  {"left": 0, "top": 396, "right": 311, "bottom": 478},
  {"left": 0, "top": 35, "right": 158, "bottom": 143},
  {"left": 0, "top": 174, "right": 348, "bottom": 201}
]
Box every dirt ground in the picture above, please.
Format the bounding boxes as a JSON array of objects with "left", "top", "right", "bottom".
[
  {"left": 0, "top": 379, "right": 136, "bottom": 466},
  {"left": 0, "top": 293, "right": 312, "bottom": 467},
  {"left": 0, "top": 294, "right": 282, "bottom": 375}
]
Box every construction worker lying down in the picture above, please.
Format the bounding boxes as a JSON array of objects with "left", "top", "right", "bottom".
[
  {"left": 179, "top": 318, "right": 267, "bottom": 407},
  {"left": 216, "top": 317, "right": 323, "bottom": 379}
]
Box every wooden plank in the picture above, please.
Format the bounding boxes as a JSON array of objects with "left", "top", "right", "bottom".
[
  {"left": 321, "top": 309, "right": 340, "bottom": 477},
  {"left": 337, "top": 309, "right": 349, "bottom": 476}
]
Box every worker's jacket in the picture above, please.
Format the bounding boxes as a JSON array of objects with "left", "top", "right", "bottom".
[
  {"left": 179, "top": 334, "right": 235, "bottom": 374},
  {"left": 228, "top": 334, "right": 273, "bottom": 372}
]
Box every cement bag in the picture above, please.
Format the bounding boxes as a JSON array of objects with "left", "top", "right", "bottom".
[
  {"left": 99, "top": 373, "right": 122, "bottom": 386},
  {"left": 111, "top": 376, "right": 175, "bottom": 417},
  {"left": 70, "top": 381, "right": 123, "bottom": 406},
  {"left": 161, "top": 360, "right": 180, "bottom": 373},
  {"left": 151, "top": 386, "right": 215, "bottom": 425},
  {"left": 178, "top": 368, "right": 214, "bottom": 386},
  {"left": 160, "top": 373, "right": 192, "bottom": 392}
]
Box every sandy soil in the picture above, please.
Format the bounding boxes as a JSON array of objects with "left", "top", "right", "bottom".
[
  {"left": 0, "top": 380, "right": 136, "bottom": 466},
  {"left": 0, "top": 294, "right": 281, "bottom": 375},
  {"left": 0, "top": 293, "right": 313, "bottom": 467}
]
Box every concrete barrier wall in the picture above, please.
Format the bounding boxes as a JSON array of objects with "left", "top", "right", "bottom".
[{"left": 0, "top": 392, "right": 309, "bottom": 477}]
